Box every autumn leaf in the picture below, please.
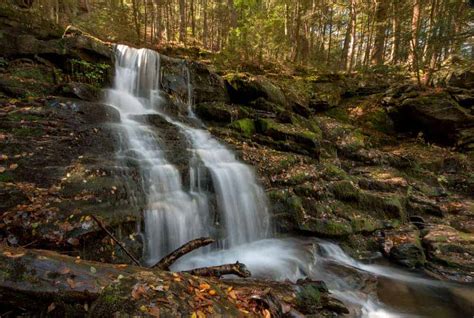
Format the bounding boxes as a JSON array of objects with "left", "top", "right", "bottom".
[
  {"left": 58, "top": 266, "right": 71, "bottom": 275},
  {"left": 0, "top": 167, "right": 5, "bottom": 173},
  {"left": 228, "top": 290, "right": 237, "bottom": 300},
  {"left": 67, "top": 278, "right": 76, "bottom": 289},
  {"left": 131, "top": 283, "right": 147, "bottom": 300},
  {"left": 148, "top": 306, "right": 160, "bottom": 317},
  {"left": 208, "top": 290, "right": 217, "bottom": 296},
  {"left": 47, "top": 303, "right": 56, "bottom": 313},
  {"left": 9, "top": 163, "right": 18, "bottom": 170},
  {"left": 3, "top": 251, "right": 25, "bottom": 258},
  {"left": 199, "top": 283, "right": 211, "bottom": 291},
  {"left": 262, "top": 309, "right": 271, "bottom": 318}
]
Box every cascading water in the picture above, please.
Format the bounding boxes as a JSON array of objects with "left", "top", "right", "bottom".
[
  {"left": 106, "top": 44, "right": 474, "bottom": 318},
  {"left": 106, "top": 45, "right": 209, "bottom": 264}
]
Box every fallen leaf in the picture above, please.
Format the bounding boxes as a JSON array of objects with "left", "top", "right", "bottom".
[
  {"left": 148, "top": 306, "right": 160, "bottom": 317},
  {"left": 3, "top": 251, "right": 25, "bottom": 258},
  {"left": 208, "top": 290, "right": 217, "bottom": 296},
  {"left": 9, "top": 163, "right": 18, "bottom": 170},
  {"left": 199, "top": 283, "right": 211, "bottom": 291},
  {"left": 90, "top": 266, "right": 97, "bottom": 274},
  {"left": 0, "top": 167, "right": 5, "bottom": 173},
  {"left": 47, "top": 303, "right": 56, "bottom": 313},
  {"left": 131, "top": 284, "right": 147, "bottom": 300},
  {"left": 67, "top": 278, "right": 76, "bottom": 289},
  {"left": 263, "top": 309, "right": 271, "bottom": 318},
  {"left": 228, "top": 290, "right": 237, "bottom": 300},
  {"left": 67, "top": 237, "right": 80, "bottom": 246}
]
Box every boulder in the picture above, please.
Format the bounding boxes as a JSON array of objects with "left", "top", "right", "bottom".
[
  {"left": 422, "top": 225, "right": 474, "bottom": 283},
  {"left": 382, "top": 226, "right": 425, "bottom": 269},
  {"left": 386, "top": 91, "right": 474, "bottom": 147},
  {"left": 225, "top": 73, "right": 287, "bottom": 106}
]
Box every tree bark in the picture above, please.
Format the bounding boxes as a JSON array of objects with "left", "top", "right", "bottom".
[
  {"left": 371, "top": 0, "right": 389, "bottom": 65},
  {"left": 152, "top": 237, "right": 215, "bottom": 270},
  {"left": 179, "top": 0, "right": 186, "bottom": 44},
  {"left": 183, "top": 262, "right": 252, "bottom": 278}
]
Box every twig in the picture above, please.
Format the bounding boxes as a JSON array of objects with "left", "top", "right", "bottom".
[
  {"left": 152, "top": 237, "right": 215, "bottom": 270},
  {"left": 90, "top": 215, "right": 141, "bottom": 266}
]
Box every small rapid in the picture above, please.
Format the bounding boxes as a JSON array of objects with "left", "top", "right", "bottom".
[{"left": 105, "top": 44, "right": 474, "bottom": 318}]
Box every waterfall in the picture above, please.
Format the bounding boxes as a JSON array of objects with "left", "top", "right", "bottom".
[
  {"left": 105, "top": 44, "right": 473, "bottom": 318},
  {"left": 106, "top": 45, "right": 209, "bottom": 264},
  {"left": 106, "top": 44, "right": 269, "bottom": 263}
]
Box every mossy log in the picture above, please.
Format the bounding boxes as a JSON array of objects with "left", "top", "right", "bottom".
[{"left": 0, "top": 245, "right": 347, "bottom": 316}]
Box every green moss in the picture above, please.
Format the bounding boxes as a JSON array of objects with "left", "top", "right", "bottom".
[
  {"left": 358, "top": 192, "right": 406, "bottom": 220},
  {"left": 351, "top": 217, "right": 382, "bottom": 233},
  {"left": 323, "top": 163, "right": 349, "bottom": 180},
  {"left": 8, "top": 113, "right": 42, "bottom": 122},
  {"left": 12, "top": 127, "right": 43, "bottom": 137},
  {"left": 276, "top": 155, "right": 299, "bottom": 171},
  {"left": 325, "top": 107, "right": 350, "bottom": 122},
  {"left": 229, "top": 118, "right": 255, "bottom": 137},
  {"left": 302, "top": 219, "right": 353, "bottom": 237},
  {"left": 0, "top": 172, "right": 14, "bottom": 182},
  {"left": 330, "top": 180, "right": 360, "bottom": 201},
  {"left": 296, "top": 285, "right": 321, "bottom": 313},
  {"left": 365, "top": 108, "right": 394, "bottom": 134}
]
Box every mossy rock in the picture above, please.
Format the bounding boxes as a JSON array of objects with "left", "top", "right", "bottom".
[
  {"left": 229, "top": 118, "right": 255, "bottom": 137},
  {"left": 194, "top": 102, "right": 239, "bottom": 123},
  {"left": 300, "top": 218, "right": 353, "bottom": 237},
  {"left": 224, "top": 73, "right": 287, "bottom": 106},
  {"left": 256, "top": 118, "right": 320, "bottom": 148},
  {"left": 330, "top": 181, "right": 406, "bottom": 220}
]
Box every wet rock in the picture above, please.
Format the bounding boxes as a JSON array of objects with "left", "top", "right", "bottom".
[
  {"left": 160, "top": 56, "right": 229, "bottom": 110},
  {"left": 188, "top": 61, "right": 229, "bottom": 104},
  {"left": 422, "top": 224, "right": 474, "bottom": 283},
  {"left": 382, "top": 225, "right": 425, "bottom": 269}
]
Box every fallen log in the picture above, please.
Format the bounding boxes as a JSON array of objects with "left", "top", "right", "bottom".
[
  {"left": 183, "top": 261, "right": 252, "bottom": 278},
  {"left": 153, "top": 237, "right": 215, "bottom": 270}
]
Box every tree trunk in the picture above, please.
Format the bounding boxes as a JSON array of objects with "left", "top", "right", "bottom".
[
  {"left": 408, "top": 0, "right": 421, "bottom": 70},
  {"left": 179, "top": 0, "right": 186, "bottom": 44},
  {"left": 346, "top": 0, "right": 357, "bottom": 71},
  {"left": 371, "top": 0, "right": 389, "bottom": 65},
  {"left": 390, "top": 0, "right": 401, "bottom": 63}
]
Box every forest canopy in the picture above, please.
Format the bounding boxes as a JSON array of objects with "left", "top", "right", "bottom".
[{"left": 9, "top": 0, "right": 474, "bottom": 80}]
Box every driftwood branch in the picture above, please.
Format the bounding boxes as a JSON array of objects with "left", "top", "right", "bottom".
[
  {"left": 90, "top": 215, "right": 141, "bottom": 266},
  {"left": 183, "top": 261, "right": 252, "bottom": 278},
  {"left": 153, "top": 237, "right": 215, "bottom": 270}
]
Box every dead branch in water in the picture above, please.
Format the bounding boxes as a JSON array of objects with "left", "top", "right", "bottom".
[
  {"left": 152, "top": 237, "right": 215, "bottom": 270},
  {"left": 183, "top": 261, "right": 251, "bottom": 278}
]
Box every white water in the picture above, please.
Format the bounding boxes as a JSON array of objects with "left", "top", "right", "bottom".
[{"left": 106, "top": 44, "right": 472, "bottom": 318}]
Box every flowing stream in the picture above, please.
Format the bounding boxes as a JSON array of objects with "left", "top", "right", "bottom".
[{"left": 105, "top": 45, "right": 473, "bottom": 317}]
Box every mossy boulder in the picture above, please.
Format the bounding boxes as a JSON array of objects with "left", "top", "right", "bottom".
[
  {"left": 386, "top": 90, "right": 474, "bottom": 148},
  {"left": 194, "top": 102, "right": 239, "bottom": 123},
  {"left": 329, "top": 181, "right": 406, "bottom": 220},
  {"left": 256, "top": 119, "right": 320, "bottom": 148},
  {"left": 224, "top": 73, "right": 287, "bottom": 106},
  {"left": 229, "top": 118, "right": 256, "bottom": 137},
  {"left": 422, "top": 225, "right": 474, "bottom": 282},
  {"left": 300, "top": 218, "right": 353, "bottom": 237},
  {"left": 382, "top": 226, "right": 426, "bottom": 269}
]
